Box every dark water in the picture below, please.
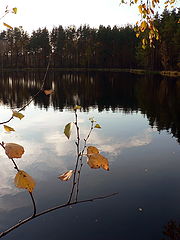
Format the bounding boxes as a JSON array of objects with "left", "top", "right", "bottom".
[{"left": 0, "top": 71, "right": 179, "bottom": 240}]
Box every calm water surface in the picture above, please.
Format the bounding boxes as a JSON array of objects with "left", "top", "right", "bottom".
[{"left": 0, "top": 71, "right": 179, "bottom": 240}]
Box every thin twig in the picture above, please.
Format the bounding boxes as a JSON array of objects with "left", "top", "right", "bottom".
[
  {"left": 29, "top": 192, "right": 36, "bottom": 217},
  {"left": 0, "top": 192, "right": 118, "bottom": 239},
  {"left": 75, "top": 121, "right": 94, "bottom": 202},
  {"left": 67, "top": 109, "right": 81, "bottom": 203},
  {"left": 0, "top": 56, "right": 51, "bottom": 125}
]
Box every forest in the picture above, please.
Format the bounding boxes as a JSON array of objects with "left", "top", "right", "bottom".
[{"left": 0, "top": 9, "right": 179, "bottom": 70}]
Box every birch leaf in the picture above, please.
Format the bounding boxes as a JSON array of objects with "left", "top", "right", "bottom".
[
  {"left": 12, "top": 7, "right": 17, "bottom": 14},
  {"left": 12, "top": 111, "right": 24, "bottom": 120},
  {"left": 87, "top": 146, "right": 109, "bottom": 171},
  {"left": 87, "top": 146, "right": 99, "bottom": 155},
  {"left": 3, "top": 22, "right": 13, "bottom": 29},
  {"left": 14, "top": 170, "right": 36, "bottom": 192},
  {"left": 74, "top": 105, "right": 81, "bottom": 110},
  {"left": 5, "top": 143, "right": 24, "bottom": 158},
  {"left": 44, "top": 89, "right": 54, "bottom": 95},
  {"left": 64, "top": 122, "right": 73, "bottom": 139},
  {"left": 4, "top": 125, "right": 15, "bottom": 132},
  {"left": 58, "top": 170, "right": 74, "bottom": 181},
  {"left": 94, "top": 124, "right": 101, "bottom": 129}
]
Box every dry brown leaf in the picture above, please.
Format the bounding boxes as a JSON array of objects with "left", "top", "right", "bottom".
[
  {"left": 14, "top": 170, "right": 36, "bottom": 192},
  {"left": 58, "top": 170, "right": 74, "bottom": 181},
  {"left": 44, "top": 89, "right": 54, "bottom": 95},
  {"left": 5, "top": 143, "right": 24, "bottom": 159},
  {"left": 87, "top": 146, "right": 99, "bottom": 155},
  {"left": 87, "top": 146, "right": 109, "bottom": 171}
]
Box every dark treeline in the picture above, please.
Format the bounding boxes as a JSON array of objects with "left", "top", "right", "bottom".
[
  {"left": 0, "top": 71, "right": 179, "bottom": 142},
  {"left": 0, "top": 9, "right": 179, "bottom": 70}
]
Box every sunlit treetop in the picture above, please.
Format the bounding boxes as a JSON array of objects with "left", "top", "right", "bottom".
[{"left": 121, "top": 0, "right": 179, "bottom": 48}]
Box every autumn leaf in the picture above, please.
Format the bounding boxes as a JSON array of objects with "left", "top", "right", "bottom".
[
  {"left": 89, "top": 117, "right": 96, "bottom": 122},
  {"left": 12, "top": 111, "right": 24, "bottom": 120},
  {"left": 87, "top": 146, "right": 109, "bottom": 171},
  {"left": 12, "top": 7, "right": 17, "bottom": 14},
  {"left": 140, "top": 21, "right": 147, "bottom": 32},
  {"left": 3, "top": 22, "right": 13, "bottom": 29},
  {"left": 14, "top": 170, "right": 36, "bottom": 192},
  {"left": 64, "top": 122, "right": 73, "bottom": 139},
  {"left": 87, "top": 146, "right": 99, "bottom": 155},
  {"left": 4, "top": 125, "right": 15, "bottom": 132},
  {"left": 44, "top": 89, "right": 54, "bottom": 95},
  {"left": 58, "top": 170, "right": 74, "bottom": 181},
  {"left": 5, "top": 143, "right": 24, "bottom": 159},
  {"left": 94, "top": 124, "right": 101, "bottom": 129},
  {"left": 74, "top": 105, "right": 81, "bottom": 110}
]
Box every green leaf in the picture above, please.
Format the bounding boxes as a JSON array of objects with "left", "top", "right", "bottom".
[
  {"left": 64, "top": 122, "right": 73, "bottom": 139},
  {"left": 94, "top": 124, "right": 101, "bottom": 129},
  {"left": 12, "top": 111, "right": 24, "bottom": 120}
]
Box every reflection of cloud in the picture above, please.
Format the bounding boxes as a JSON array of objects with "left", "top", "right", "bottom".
[
  {"left": 44, "top": 131, "right": 74, "bottom": 157},
  {"left": 0, "top": 105, "right": 154, "bottom": 211},
  {"left": 87, "top": 128, "right": 153, "bottom": 158}
]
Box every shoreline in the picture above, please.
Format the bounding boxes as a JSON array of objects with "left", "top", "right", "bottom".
[{"left": 0, "top": 68, "right": 180, "bottom": 77}]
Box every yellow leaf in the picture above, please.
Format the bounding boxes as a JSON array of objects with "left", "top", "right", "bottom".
[
  {"left": 4, "top": 125, "right": 15, "bottom": 132},
  {"left": 140, "top": 21, "right": 147, "bottom": 32},
  {"left": 134, "top": 0, "right": 138, "bottom": 3},
  {"left": 74, "top": 105, "right": 81, "bottom": 110},
  {"left": 136, "top": 33, "right": 140, "bottom": 38},
  {"left": 44, "top": 89, "right": 54, "bottom": 95},
  {"left": 5, "top": 143, "right": 24, "bottom": 159},
  {"left": 58, "top": 170, "right": 74, "bottom": 181},
  {"left": 64, "top": 122, "right": 73, "bottom": 139},
  {"left": 3, "top": 22, "right": 13, "bottom": 30},
  {"left": 12, "top": 7, "right": 17, "bottom": 14},
  {"left": 94, "top": 124, "right": 101, "bottom": 129},
  {"left": 142, "top": 38, "right": 147, "bottom": 45},
  {"left": 87, "top": 146, "right": 109, "bottom": 171},
  {"left": 138, "top": 5, "right": 143, "bottom": 14},
  {"left": 12, "top": 111, "right": 24, "bottom": 120},
  {"left": 14, "top": 170, "right": 36, "bottom": 192},
  {"left": 87, "top": 146, "right": 99, "bottom": 155},
  {"left": 89, "top": 117, "right": 96, "bottom": 122}
]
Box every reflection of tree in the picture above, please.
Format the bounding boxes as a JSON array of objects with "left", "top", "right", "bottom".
[
  {"left": 0, "top": 71, "right": 179, "bottom": 142},
  {"left": 161, "top": 220, "right": 180, "bottom": 240},
  {"left": 136, "top": 75, "right": 180, "bottom": 143}
]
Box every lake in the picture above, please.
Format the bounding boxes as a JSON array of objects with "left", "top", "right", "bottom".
[{"left": 0, "top": 71, "right": 180, "bottom": 240}]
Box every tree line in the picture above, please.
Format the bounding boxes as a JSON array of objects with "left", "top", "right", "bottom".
[{"left": 0, "top": 9, "right": 179, "bottom": 70}]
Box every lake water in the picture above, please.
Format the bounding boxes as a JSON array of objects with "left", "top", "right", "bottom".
[{"left": 0, "top": 71, "right": 180, "bottom": 240}]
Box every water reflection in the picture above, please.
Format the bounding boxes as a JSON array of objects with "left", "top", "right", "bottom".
[
  {"left": 0, "top": 72, "right": 180, "bottom": 240},
  {"left": 0, "top": 71, "right": 179, "bottom": 143}
]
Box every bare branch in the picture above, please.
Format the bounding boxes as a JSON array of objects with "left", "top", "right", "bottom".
[{"left": 0, "top": 192, "right": 118, "bottom": 239}]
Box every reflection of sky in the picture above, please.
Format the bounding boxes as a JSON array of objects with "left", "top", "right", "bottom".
[{"left": 0, "top": 104, "right": 180, "bottom": 239}]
